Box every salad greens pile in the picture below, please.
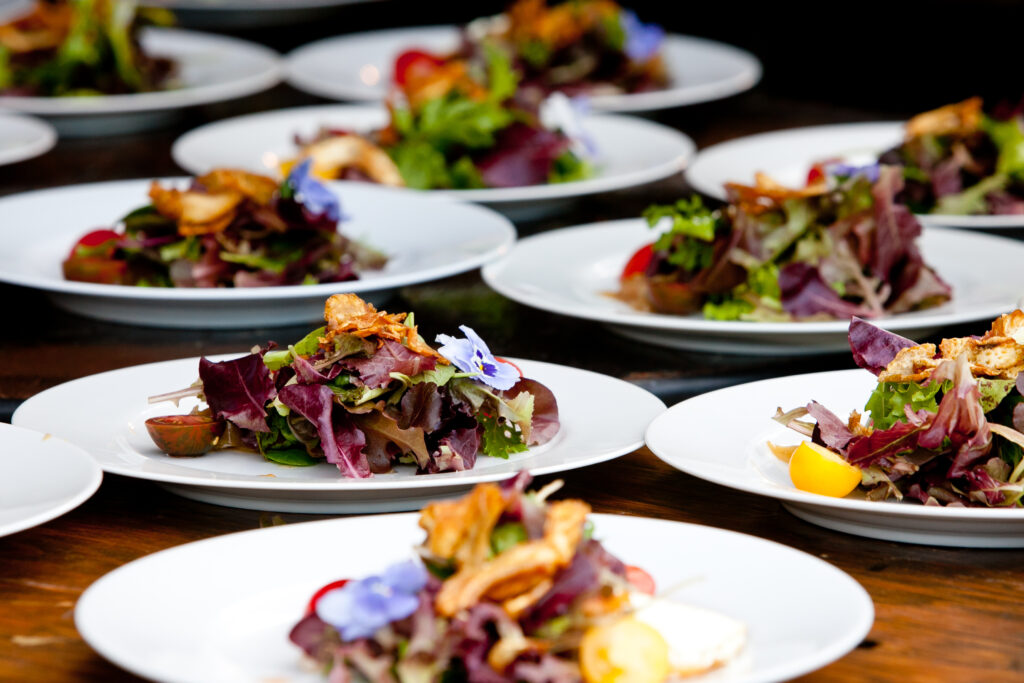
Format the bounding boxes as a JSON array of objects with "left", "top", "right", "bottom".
[
  {"left": 0, "top": 0, "right": 174, "bottom": 97},
  {"left": 147, "top": 295, "right": 560, "bottom": 477},
  {"left": 878, "top": 97, "right": 1024, "bottom": 215},
  {"left": 778, "top": 316, "right": 1024, "bottom": 507},
  {"left": 618, "top": 165, "right": 951, "bottom": 321}
]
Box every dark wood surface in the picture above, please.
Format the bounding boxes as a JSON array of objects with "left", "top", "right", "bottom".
[{"left": 2, "top": 9, "right": 1024, "bottom": 682}]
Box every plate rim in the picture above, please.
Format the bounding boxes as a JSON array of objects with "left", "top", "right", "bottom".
[
  {"left": 481, "top": 218, "right": 1024, "bottom": 335},
  {"left": 12, "top": 355, "right": 665, "bottom": 491},
  {"left": 646, "top": 367, "right": 1024, "bottom": 520},
  {"left": 0, "top": 422, "right": 103, "bottom": 538},
  {"left": 74, "top": 511, "right": 874, "bottom": 683},
  {"left": 0, "top": 178, "right": 517, "bottom": 301},
  {"left": 170, "top": 103, "right": 696, "bottom": 203},
  {"left": 0, "top": 112, "right": 57, "bottom": 166},
  {"left": 0, "top": 27, "right": 282, "bottom": 116},
  {"left": 685, "top": 120, "right": 1024, "bottom": 229},
  {"left": 283, "top": 25, "right": 761, "bottom": 113}
]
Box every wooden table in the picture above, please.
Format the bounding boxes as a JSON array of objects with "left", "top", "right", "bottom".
[{"left": 1, "top": 17, "right": 1023, "bottom": 683}]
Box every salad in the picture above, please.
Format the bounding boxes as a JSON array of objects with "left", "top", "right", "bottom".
[
  {"left": 615, "top": 166, "right": 952, "bottom": 321},
  {"left": 288, "top": 41, "right": 593, "bottom": 190},
  {"left": 773, "top": 314, "right": 1024, "bottom": 507},
  {"left": 0, "top": 0, "right": 175, "bottom": 97},
  {"left": 62, "top": 163, "right": 385, "bottom": 287},
  {"left": 871, "top": 97, "right": 1024, "bottom": 216},
  {"left": 144, "top": 294, "right": 559, "bottom": 477},
  {"left": 290, "top": 474, "right": 746, "bottom": 681}
]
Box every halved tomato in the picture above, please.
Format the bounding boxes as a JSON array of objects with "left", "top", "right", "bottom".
[
  {"left": 394, "top": 50, "right": 445, "bottom": 86},
  {"left": 62, "top": 256, "right": 129, "bottom": 285},
  {"left": 625, "top": 565, "right": 656, "bottom": 595},
  {"left": 621, "top": 243, "right": 654, "bottom": 279},
  {"left": 145, "top": 415, "right": 226, "bottom": 456},
  {"left": 305, "top": 579, "right": 350, "bottom": 615}
]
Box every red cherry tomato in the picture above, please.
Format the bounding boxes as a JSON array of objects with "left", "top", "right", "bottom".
[
  {"left": 806, "top": 163, "right": 827, "bottom": 186},
  {"left": 62, "top": 256, "right": 129, "bottom": 285},
  {"left": 394, "top": 50, "right": 445, "bottom": 86},
  {"left": 145, "top": 415, "right": 226, "bottom": 456},
  {"left": 306, "top": 579, "right": 350, "bottom": 615},
  {"left": 621, "top": 244, "right": 654, "bottom": 279},
  {"left": 625, "top": 565, "right": 656, "bottom": 595},
  {"left": 495, "top": 356, "right": 523, "bottom": 377},
  {"left": 69, "top": 229, "right": 122, "bottom": 256}
]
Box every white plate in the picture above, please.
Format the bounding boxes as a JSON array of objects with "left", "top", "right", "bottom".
[
  {"left": 143, "top": 0, "right": 378, "bottom": 26},
  {"left": 686, "top": 122, "right": 1024, "bottom": 230},
  {"left": 13, "top": 356, "right": 665, "bottom": 513},
  {"left": 171, "top": 104, "right": 695, "bottom": 212},
  {"left": 0, "top": 112, "right": 57, "bottom": 166},
  {"left": 0, "top": 28, "right": 281, "bottom": 135},
  {"left": 0, "top": 180, "right": 515, "bottom": 328},
  {"left": 0, "top": 422, "right": 102, "bottom": 538},
  {"left": 285, "top": 26, "right": 761, "bottom": 113},
  {"left": 482, "top": 219, "right": 1024, "bottom": 355},
  {"left": 75, "top": 512, "right": 873, "bottom": 683},
  {"left": 647, "top": 369, "right": 1024, "bottom": 547}
]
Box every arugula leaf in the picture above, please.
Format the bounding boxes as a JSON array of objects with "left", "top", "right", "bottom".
[
  {"left": 483, "top": 42, "right": 518, "bottom": 103},
  {"left": 702, "top": 296, "right": 753, "bottom": 321},
  {"left": 256, "top": 411, "right": 301, "bottom": 454},
  {"left": 389, "top": 139, "right": 452, "bottom": 190},
  {"left": 449, "top": 156, "right": 486, "bottom": 189},
  {"left": 264, "top": 448, "right": 319, "bottom": 467},
  {"left": 982, "top": 114, "right": 1024, "bottom": 176},
  {"left": 158, "top": 237, "right": 201, "bottom": 263},
  {"left": 864, "top": 380, "right": 946, "bottom": 430},
  {"left": 643, "top": 196, "right": 719, "bottom": 273},
  {"left": 478, "top": 413, "right": 528, "bottom": 459},
  {"left": 549, "top": 150, "right": 592, "bottom": 184}
]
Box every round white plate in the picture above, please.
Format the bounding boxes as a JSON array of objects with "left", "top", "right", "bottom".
[
  {"left": 0, "top": 112, "right": 57, "bottom": 166},
  {"left": 0, "top": 28, "right": 281, "bottom": 135},
  {"left": 285, "top": 26, "right": 761, "bottom": 113},
  {"left": 172, "top": 104, "right": 695, "bottom": 210},
  {"left": 13, "top": 356, "right": 665, "bottom": 512},
  {"left": 141, "top": 0, "right": 381, "bottom": 29},
  {"left": 686, "top": 122, "right": 1024, "bottom": 230},
  {"left": 0, "top": 179, "right": 515, "bottom": 328},
  {"left": 482, "top": 219, "right": 1024, "bottom": 355},
  {"left": 76, "top": 512, "right": 872, "bottom": 683},
  {"left": 0, "top": 422, "right": 102, "bottom": 538},
  {"left": 647, "top": 369, "right": 1024, "bottom": 547}
]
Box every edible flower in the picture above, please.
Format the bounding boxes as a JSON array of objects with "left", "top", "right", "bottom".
[
  {"left": 620, "top": 10, "right": 664, "bottom": 62},
  {"left": 315, "top": 560, "right": 428, "bottom": 641},
  {"left": 286, "top": 158, "right": 342, "bottom": 222},
  {"left": 436, "top": 325, "right": 520, "bottom": 390},
  {"left": 827, "top": 162, "right": 880, "bottom": 183},
  {"left": 540, "top": 93, "right": 598, "bottom": 158}
]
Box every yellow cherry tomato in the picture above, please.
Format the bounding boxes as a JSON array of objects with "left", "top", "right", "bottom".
[
  {"left": 580, "top": 617, "right": 671, "bottom": 683},
  {"left": 789, "top": 441, "right": 862, "bottom": 498}
]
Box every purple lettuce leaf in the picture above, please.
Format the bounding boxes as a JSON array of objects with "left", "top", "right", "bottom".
[
  {"left": 475, "top": 123, "right": 570, "bottom": 188},
  {"left": 199, "top": 353, "right": 277, "bottom": 432},
  {"left": 779, "top": 262, "right": 874, "bottom": 319},
  {"left": 397, "top": 382, "right": 445, "bottom": 432},
  {"left": 807, "top": 400, "right": 856, "bottom": 452},
  {"left": 288, "top": 613, "right": 333, "bottom": 660},
  {"left": 432, "top": 426, "right": 482, "bottom": 472},
  {"left": 341, "top": 340, "right": 436, "bottom": 389},
  {"left": 498, "top": 378, "right": 560, "bottom": 446},
  {"left": 845, "top": 410, "right": 932, "bottom": 467},
  {"left": 279, "top": 383, "right": 371, "bottom": 478},
  {"left": 884, "top": 256, "right": 953, "bottom": 314},
  {"left": 964, "top": 462, "right": 1009, "bottom": 506},
  {"left": 522, "top": 539, "right": 606, "bottom": 631},
  {"left": 848, "top": 317, "right": 916, "bottom": 375},
  {"left": 918, "top": 356, "right": 992, "bottom": 478},
  {"left": 448, "top": 603, "right": 516, "bottom": 683},
  {"left": 291, "top": 354, "right": 343, "bottom": 384},
  {"left": 870, "top": 165, "right": 923, "bottom": 281}
]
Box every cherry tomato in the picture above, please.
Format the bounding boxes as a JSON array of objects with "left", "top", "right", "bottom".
[
  {"left": 495, "top": 356, "right": 524, "bottom": 377},
  {"left": 647, "top": 280, "right": 702, "bottom": 315},
  {"left": 625, "top": 565, "right": 656, "bottom": 595},
  {"left": 69, "top": 229, "right": 122, "bottom": 258},
  {"left": 305, "top": 579, "right": 350, "bottom": 615},
  {"left": 62, "top": 256, "right": 129, "bottom": 285},
  {"left": 145, "top": 415, "right": 226, "bottom": 456},
  {"left": 621, "top": 244, "right": 654, "bottom": 279},
  {"left": 394, "top": 49, "right": 445, "bottom": 86},
  {"left": 806, "top": 163, "right": 827, "bottom": 186}
]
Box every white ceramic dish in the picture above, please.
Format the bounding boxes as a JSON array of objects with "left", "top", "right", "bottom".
[
  {"left": 686, "top": 122, "right": 1024, "bottom": 230},
  {"left": 0, "top": 179, "right": 515, "bottom": 328},
  {"left": 142, "top": 0, "right": 379, "bottom": 29},
  {"left": 75, "top": 512, "right": 873, "bottom": 683},
  {"left": 13, "top": 356, "right": 665, "bottom": 512},
  {"left": 0, "top": 112, "right": 57, "bottom": 166},
  {"left": 0, "top": 422, "right": 102, "bottom": 538},
  {"left": 646, "top": 369, "right": 1024, "bottom": 547},
  {"left": 0, "top": 28, "right": 281, "bottom": 136},
  {"left": 284, "top": 26, "right": 761, "bottom": 113},
  {"left": 482, "top": 219, "right": 1024, "bottom": 355},
  {"left": 171, "top": 104, "right": 695, "bottom": 213}
]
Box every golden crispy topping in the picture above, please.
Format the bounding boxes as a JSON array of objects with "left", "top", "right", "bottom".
[
  {"left": 0, "top": 2, "right": 73, "bottom": 53},
  {"left": 147, "top": 170, "right": 279, "bottom": 236},
  {"left": 419, "top": 483, "right": 506, "bottom": 567},
  {"left": 725, "top": 172, "right": 828, "bottom": 215},
  {"left": 878, "top": 310, "right": 1024, "bottom": 382},
  {"left": 506, "top": 0, "right": 619, "bottom": 51},
  {"left": 434, "top": 499, "right": 590, "bottom": 617},
  {"left": 403, "top": 60, "right": 488, "bottom": 109},
  {"left": 197, "top": 168, "right": 279, "bottom": 206},
  {"left": 289, "top": 136, "right": 405, "bottom": 186},
  {"left": 905, "top": 97, "right": 982, "bottom": 140},
  {"left": 322, "top": 294, "right": 446, "bottom": 361}
]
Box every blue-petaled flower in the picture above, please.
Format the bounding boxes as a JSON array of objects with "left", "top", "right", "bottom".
[
  {"left": 827, "top": 162, "right": 880, "bottom": 183},
  {"left": 286, "top": 158, "right": 342, "bottom": 222},
  {"left": 315, "top": 560, "right": 427, "bottom": 641},
  {"left": 620, "top": 10, "right": 664, "bottom": 62},
  {"left": 540, "top": 93, "right": 598, "bottom": 159},
  {"left": 436, "top": 325, "right": 520, "bottom": 391}
]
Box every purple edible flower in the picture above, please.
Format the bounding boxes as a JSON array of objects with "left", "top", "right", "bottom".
[
  {"left": 620, "top": 10, "right": 663, "bottom": 62},
  {"left": 315, "top": 560, "right": 428, "bottom": 641},
  {"left": 436, "top": 325, "right": 519, "bottom": 391},
  {"left": 827, "top": 162, "right": 881, "bottom": 183},
  {"left": 286, "top": 158, "right": 341, "bottom": 222}
]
